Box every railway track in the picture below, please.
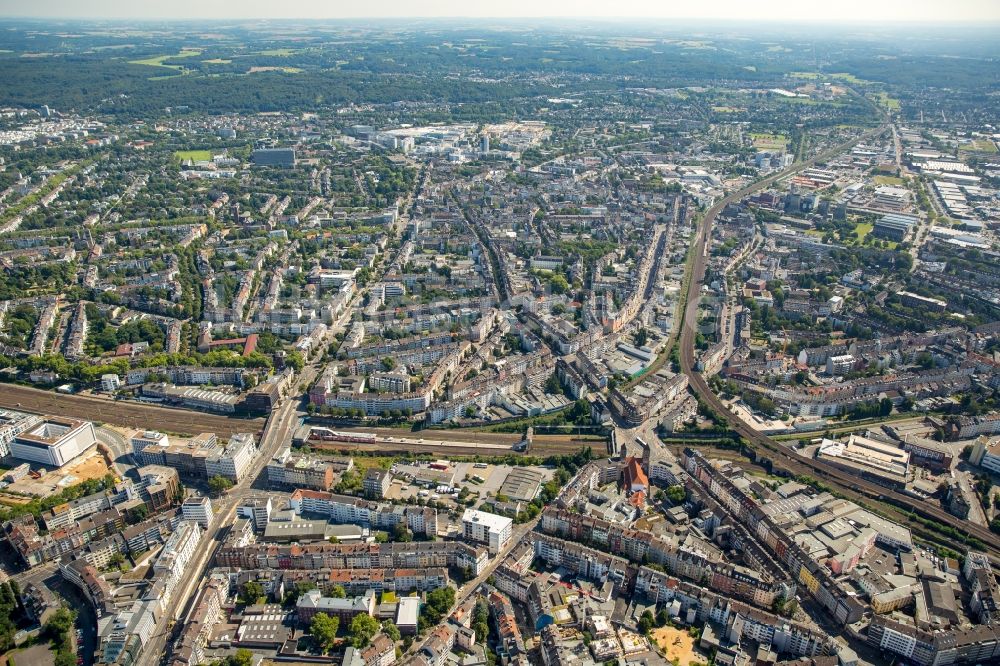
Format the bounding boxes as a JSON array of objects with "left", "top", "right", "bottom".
[
  {"left": 308, "top": 436, "right": 588, "bottom": 458},
  {"left": 676, "top": 123, "right": 1000, "bottom": 557},
  {"left": 0, "top": 383, "right": 264, "bottom": 437}
]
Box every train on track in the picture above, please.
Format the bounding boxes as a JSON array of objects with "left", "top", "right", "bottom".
[{"left": 306, "top": 427, "right": 378, "bottom": 443}]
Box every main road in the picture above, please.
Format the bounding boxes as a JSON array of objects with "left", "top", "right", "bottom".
[
  {"left": 139, "top": 367, "right": 314, "bottom": 666},
  {"left": 674, "top": 122, "right": 1000, "bottom": 556}
]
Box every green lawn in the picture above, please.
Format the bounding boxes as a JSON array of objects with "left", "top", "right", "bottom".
[
  {"left": 174, "top": 150, "right": 212, "bottom": 162},
  {"left": 874, "top": 175, "right": 905, "bottom": 186},
  {"left": 751, "top": 133, "right": 789, "bottom": 150},
  {"left": 829, "top": 72, "right": 872, "bottom": 84},
  {"left": 854, "top": 222, "right": 874, "bottom": 243},
  {"left": 960, "top": 139, "right": 998, "bottom": 153},
  {"left": 873, "top": 92, "right": 901, "bottom": 111}
]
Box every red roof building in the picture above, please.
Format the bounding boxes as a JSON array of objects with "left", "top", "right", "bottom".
[{"left": 623, "top": 457, "right": 648, "bottom": 494}]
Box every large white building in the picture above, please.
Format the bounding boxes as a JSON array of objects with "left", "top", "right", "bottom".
[
  {"left": 131, "top": 431, "right": 256, "bottom": 482},
  {"left": 238, "top": 496, "right": 273, "bottom": 531},
  {"left": 153, "top": 521, "right": 202, "bottom": 600},
  {"left": 10, "top": 416, "right": 96, "bottom": 467},
  {"left": 204, "top": 432, "right": 256, "bottom": 482},
  {"left": 181, "top": 496, "right": 214, "bottom": 529},
  {"left": 132, "top": 430, "right": 170, "bottom": 455},
  {"left": 969, "top": 436, "right": 1000, "bottom": 475},
  {"left": 462, "top": 508, "right": 512, "bottom": 555}
]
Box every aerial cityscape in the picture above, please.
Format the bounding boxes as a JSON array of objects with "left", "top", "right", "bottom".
[{"left": 0, "top": 5, "right": 998, "bottom": 666}]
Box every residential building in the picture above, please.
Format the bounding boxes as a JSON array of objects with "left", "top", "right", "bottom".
[
  {"left": 364, "top": 468, "right": 392, "bottom": 499},
  {"left": 462, "top": 508, "right": 513, "bottom": 555},
  {"left": 969, "top": 436, "right": 1000, "bottom": 474},
  {"left": 296, "top": 588, "right": 376, "bottom": 624},
  {"left": 267, "top": 447, "right": 338, "bottom": 491},
  {"left": 101, "top": 374, "right": 121, "bottom": 392}
]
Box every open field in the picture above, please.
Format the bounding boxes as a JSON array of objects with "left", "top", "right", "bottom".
[
  {"left": 248, "top": 66, "right": 303, "bottom": 73},
  {"left": 829, "top": 72, "right": 871, "bottom": 84},
  {"left": 255, "top": 48, "right": 297, "bottom": 56},
  {"left": 651, "top": 627, "right": 706, "bottom": 666},
  {"left": 0, "top": 384, "right": 264, "bottom": 437},
  {"left": 0, "top": 643, "right": 55, "bottom": 666},
  {"left": 874, "top": 91, "right": 902, "bottom": 110},
  {"left": 203, "top": 58, "right": 232, "bottom": 64},
  {"left": 874, "top": 175, "right": 905, "bottom": 186},
  {"left": 750, "top": 132, "right": 788, "bottom": 150},
  {"left": 129, "top": 48, "right": 202, "bottom": 69},
  {"left": 174, "top": 149, "right": 212, "bottom": 161},
  {"left": 960, "top": 139, "right": 998, "bottom": 153}
]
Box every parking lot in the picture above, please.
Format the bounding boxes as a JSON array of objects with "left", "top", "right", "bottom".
[{"left": 384, "top": 459, "right": 554, "bottom": 509}]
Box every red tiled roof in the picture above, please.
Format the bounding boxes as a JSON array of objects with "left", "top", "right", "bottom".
[
  {"left": 623, "top": 457, "right": 648, "bottom": 490},
  {"left": 243, "top": 333, "right": 259, "bottom": 357}
]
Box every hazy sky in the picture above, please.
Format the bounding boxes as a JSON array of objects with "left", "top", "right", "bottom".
[{"left": 1, "top": 0, "right": 998, "bottom": 22}]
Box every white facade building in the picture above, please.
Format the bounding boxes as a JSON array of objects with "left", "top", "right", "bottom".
[
  {"left": 10, "top": 417, "right": 96, "bottom": 467},
  {"left": 152, "top": 521, "right": 202, "bottom": 599},
  {"left": 204, "top": 433, "right": 256, "bottom": 482},
  {"left": 131, "top": 430, "right": 170, "bottom": 455},
  {"left": 101, "top": 374, "right": 122, "bottom": 392},
  {"left": 181, "top": 496, "right": 214, "bottom": 528},
  {"left": 462, "top": 508, "right": 512, "bottom": 555}
]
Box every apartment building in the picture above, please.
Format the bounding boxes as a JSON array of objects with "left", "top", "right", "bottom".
[
  {"left": 296, "top": 588, "right": 376, "bottom": 624},
  {"left": 462, "top": 508, "right": 512, "bottom": 555},
  {"left": 289, "top": 489, "right": 438, "bottom": 537},
  {"left": 153, "top": 521, "right": 202, "bottom": 601},
  {"left": 216, "top": 540, "right": 488, "bottom": 576},
  {"left": 267, "top": 447, "right": 338, "bottom": 490}
]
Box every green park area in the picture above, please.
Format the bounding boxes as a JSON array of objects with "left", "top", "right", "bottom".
[
  {"left": 751, "top": 133, "right": 789, "bottom": 151},
  {"left": 174, "top": 150, "right": 213, "bottom": 162},
  {"left": 873, "top": 92, "right": 902, "bottom": 110},
  {"left": 853, "top": 221, "right": 874, "bottom": 243}
]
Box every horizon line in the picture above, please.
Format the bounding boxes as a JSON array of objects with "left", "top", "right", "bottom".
[{"left": 1, "top": 15, "right": 1000, "bottom": 25}]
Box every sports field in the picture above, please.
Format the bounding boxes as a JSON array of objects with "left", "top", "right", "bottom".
[{"left": 175, "top": 150, "right": 212, "bottom": 162}]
